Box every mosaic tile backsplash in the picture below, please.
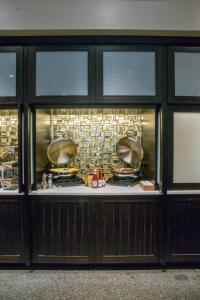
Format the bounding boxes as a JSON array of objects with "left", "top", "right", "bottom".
[
  {"left": 0, "top": 110, "right": 18, "bottom": 186},
  {"left": 0, "top": 110, "right": 18, "bottom": 162},
  {"left": 50, "top": 109, "right": 143, "bottom": 178}
]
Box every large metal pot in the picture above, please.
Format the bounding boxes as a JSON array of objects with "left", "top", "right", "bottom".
[
  {"left": 47, "top": 138, "right": 77, "bottom": 165},
  {"left": 116, "top": 137, "right": 143, "bottom": 165}
]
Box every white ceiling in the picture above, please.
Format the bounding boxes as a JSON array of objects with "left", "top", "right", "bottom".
[{"left": 0, "top": 0, "right": 199, "bottom": 32}]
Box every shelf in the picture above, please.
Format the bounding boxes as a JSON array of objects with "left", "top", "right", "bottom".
[
  {"left": 0, "top": 189, "right": 20, "bottom": 195},
  {"left": 167, "top": 190, "right": 200, "bottom": 195},
  {"left": 30, "top": 184, "right": 161, "bottom": 196}
]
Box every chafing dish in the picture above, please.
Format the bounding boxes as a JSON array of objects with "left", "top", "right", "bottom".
[
  {"left": 116, "top": 137, "right": 143, "bottom": 165},
  {"left": 47, "top": 138, "right": 77, "bottom": 165}
]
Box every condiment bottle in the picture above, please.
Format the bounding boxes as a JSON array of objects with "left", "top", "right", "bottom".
[
  {"left": 92, "top": 171, "right": 98, "bottom": 188},
  {"left": 41, "top": 172, "right": 47, "bottom": 189},
  {"left": 88, "top": 171, "right": 93, "bottom": 188},
  {"left": 98, "top": 171, "right": 103, "bottom": 188},
  {"left": 47, "top": 173, "right": 53, "bottom": 189},
  {"left": 102, "top": 171, "right": 105, "bottom": 187}
]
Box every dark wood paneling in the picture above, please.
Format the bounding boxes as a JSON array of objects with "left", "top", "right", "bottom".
[
  {"left": 99, "top": 199, "right": 160, "bottom": 263},
  {"left": 166, "top": 198, "right": 200, "bottom": 263},
  {"left": 0, "top": 199, "right": 25, "bottom": 263},
  {"left": 31, "top": 200, "right": 90, "bottom": 263}
]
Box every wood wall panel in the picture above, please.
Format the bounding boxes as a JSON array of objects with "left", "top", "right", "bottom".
[
  {"left": 100, "top": 200, "right": 160, "bottom": 263},
  {"left": 0, "top": 199, "right": 25, "bottom": 263},
  {"left": 31, "top": 200, "right": 90, "bottom": 263},
  {"left": 166, "top": 199, "right": 200, "bottom": 263}
]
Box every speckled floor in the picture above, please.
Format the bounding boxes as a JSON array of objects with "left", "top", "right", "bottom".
[{"left": 0, "top": 269, "right": 200, "bottom": 300}]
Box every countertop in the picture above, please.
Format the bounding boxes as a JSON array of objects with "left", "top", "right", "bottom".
[
  {"left": 0, "top": 189, "right": 20, "bottom": 195},
  {"left": 167, "top": 190, "right": 200, "bottom": 195},
  {"left": 30, "top": 184, "right": 162, "bottom": 196}
]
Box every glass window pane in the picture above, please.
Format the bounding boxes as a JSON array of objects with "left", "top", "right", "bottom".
[
  {"left": 175, "top": 52, "right": 200, "bottom": 96},
  {"left": 0, "top": 110, "right": 18, "bottom": 192},
  {"left": 103, "top": 51, "right": 155, "bottom": 96},
  {"left": 36, "top": 51, "right": 88, "bottom": 96},
  {"left": 0, "top": 53, "right": 16, "bottom": 97},
  {"left": 173, "top": 112, "right": 200, "bottom": 183}
]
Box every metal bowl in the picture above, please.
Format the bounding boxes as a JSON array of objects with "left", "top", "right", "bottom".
[
  {"left": 115, "top": 167, "right": 139, "bottom": 175},
  {"left": 116, "top": 137, "right": 143, "bottom": 165},
  {"left": 49, "top": 167, "right": 79, "bottom": 176},
  {"left": 47, "top": 138, "right": 77, "bottom": 165}
]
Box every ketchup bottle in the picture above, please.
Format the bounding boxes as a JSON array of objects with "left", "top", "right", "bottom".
[
  {"left": 92, "top": 171, "right": 98, "bottom": 188},
  {"left": 98, "top": 171, "right": 103, "bottom": 188}
]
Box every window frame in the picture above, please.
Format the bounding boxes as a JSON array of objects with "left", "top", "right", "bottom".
[
  {"left": 168, "top": 106, "right": 200, "bottom": 190},
  {"left": 96, "top": 45, "right": 164, "bottom": 104},
  {"left": 0, "top": 46, "right": 23, "bottom": 105},
  {"left": 28, "top": 45, "right": 96, "bottom": 104},
  {"left": 168, "top": 47, "right": 200, "bottom": 103}
]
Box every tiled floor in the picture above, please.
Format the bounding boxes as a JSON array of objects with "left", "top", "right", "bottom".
[{"left": 0, "top": 269, "right": 200, "bottom": 300}]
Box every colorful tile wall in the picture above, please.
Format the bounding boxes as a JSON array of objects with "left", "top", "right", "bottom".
[
  {"left": 0, "top": 110, "right": 18, "bottom": 185},
  {"left": 0, "top": 110, "right": 18, "bottom": 163},
  {"left": 51, "top": 109, "right": 143, "bottom": 179}
]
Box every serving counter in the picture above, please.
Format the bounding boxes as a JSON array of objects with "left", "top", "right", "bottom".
[{"left": 31, "top": 184, "right": 161, "bottom": 196}]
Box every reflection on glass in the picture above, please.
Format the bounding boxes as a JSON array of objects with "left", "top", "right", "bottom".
[
  {"left": 0, "top": 110, "right": 18, "bottom": 191},
  {"left": 0, "top": 53, "right": 16, "bottom": 97},
  {"left": 36, "top": 51, "right": 88, "bottom": 96},
  {"left": 174, "top": 112, "right": 200, "bottom": 183},
  {"left": 175, "top": 52, "right": 200, "bottom": 96},
  {"left": 103, "top": 51, "right": 155, "bottom": 96}
]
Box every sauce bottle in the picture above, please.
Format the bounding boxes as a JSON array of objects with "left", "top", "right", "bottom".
[
  {"left": 98, "top": 171, "right": 103, "bottom": 188},
  {"left": 88, "top": 172, "right": 93, "bottom": 188},
  {"left": 92, "top": 171, "right": 98, "bottom": 188},
  {"left": 102, "top": 171, "right": 105, "bottom": 187}
]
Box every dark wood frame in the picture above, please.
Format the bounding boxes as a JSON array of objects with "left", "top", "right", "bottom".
[
  {"left": 2, "top": 35, "right": 200, "bottom": 267},
  {"left": 0, "top": 195, "right": 28, "bottom": 264},
  {"left": 168, "top": 46, "right": 200, "bottom": 104},
  {"left": 168, "top": 105, "right": 200, "bottom": 190},
  {"left": 29, "top": 194, "right": 162, "bottom": 265},
  {"left": 96, "top": 45, "right": 164, "bottom": 104},
  {"left": 28, "top": 45, "right": 96, "bottom": 104},
  {"left": 29, "top": 103, "right": 162, "bottom": 193},
  {"left": 0, "top": 46, "right": 23, "bottom": 105},
  {"left": 165, "top": 194, "right": 200, "bottom": 264}
]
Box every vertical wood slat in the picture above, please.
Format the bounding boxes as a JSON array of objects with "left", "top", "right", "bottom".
[
  {"left": 101, "top": 201, "right": 159, "bottom": 263},
  {"left": 31, "top": 201, "right": 89, "bottom": 263},
  {"left": 167, "top": 199, "right": 200, "bottom": 262},
  {"left": 0, "top": 200, "right": 24, "bottom": 263}
]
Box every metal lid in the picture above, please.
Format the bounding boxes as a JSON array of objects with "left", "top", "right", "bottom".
[
  {"left": 47, "top": 138, "right": 77, "bottom": 165},
  {"left": 116, "top": 137, "right": 143, "bottom": 165}
]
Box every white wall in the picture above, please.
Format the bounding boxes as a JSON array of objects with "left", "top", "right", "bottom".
[{"left": 0, "top": 0, "right": 200, "bottom": 32}]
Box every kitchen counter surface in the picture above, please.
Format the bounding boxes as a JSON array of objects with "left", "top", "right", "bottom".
[
  {"left": 0, "top": 189, "right": 20, "bottom": 195},
  {"left": 167, "top": 190, "right": 200, "bottom": 195},
  {"left": 30, "top": 184, "right": 162, "bottom": 196}
]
